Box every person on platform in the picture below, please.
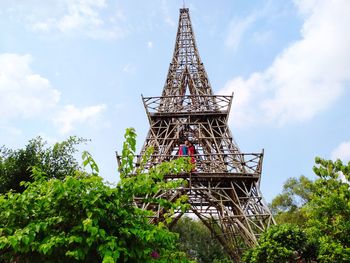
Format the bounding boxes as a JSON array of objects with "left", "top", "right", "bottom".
[
  {"left": 178, "top": 140, "right": 188, "bottom": 156},
  {"left": 178, "top": 139, "right": 196, "bottom": 171},
  {"left": 186, "top": 140, "right": 196, "bottom": 168}
]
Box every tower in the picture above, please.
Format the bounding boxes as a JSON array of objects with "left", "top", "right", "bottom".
[{"left": 119, "top": 8, "right": 274, "bottom": 261}]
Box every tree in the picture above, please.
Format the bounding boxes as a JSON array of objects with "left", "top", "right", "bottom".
[
  {"left": 270, "top": 175, "right": 313, "bottom": 226},
  {"left": 0, "top": 136, "right": 86, "bottom": 194},
  {"left": 172, "top": 217, "right": 230, "bottom": 263},
  {"left": 242, "top": 224, "right": 313, "bottom": 263},
  {"left": 0, "top": 128, "right": 194, "bottom": 262},
  {"left": 304, "top": 158, "right": 350, "bottom": 263},
  {"left": 244, "top": 157, "right": 350, "bottom": 263}
]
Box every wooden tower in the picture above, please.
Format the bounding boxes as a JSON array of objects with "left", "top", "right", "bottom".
[{"left": 119, "top": 8, "right": 274, "bottom": 261}]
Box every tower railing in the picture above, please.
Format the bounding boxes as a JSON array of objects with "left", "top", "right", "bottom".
[
  {"left": 116, "top": 152, "right": 263, "bottom": 176},
  {"left": 142, "top": 95, "right": 232, "bottom": 115}
]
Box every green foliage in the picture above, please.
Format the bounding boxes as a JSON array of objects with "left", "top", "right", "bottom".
[
  {"left": 0, "top": 136, "right": 86, "bottom": 194},
  {"left": 270, "top": 175, "right": 313, "bottom": 226},
  {"left": 242, "top": 224, "right": 309, "bottom": 263},
  {"left": 304, "top": 158, "right": 350, "bottom": 263},
  {"left": 0, "top": 128, "right": 193, "bottom": 262},
  {"left": 172, "top": 217, "right": 230, "bottom": 263},
  {"left": 245, "top": 158, "right": 350, "bottom": 263}
]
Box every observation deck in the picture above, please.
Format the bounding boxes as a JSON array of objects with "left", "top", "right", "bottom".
[
  {"left": 116, "top": 152, "right": 264, "bottom": 184},
  {"left": 142, "top": 95, "right": 233, "bottom": 118}
]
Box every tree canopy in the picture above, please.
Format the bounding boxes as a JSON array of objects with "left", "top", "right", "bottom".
[
  {"left": 0, "top": 136, "right": 86, "bottom": 194},
  {"left": 242, "top": 224, "right": 310, "bottom": 263},
  {"left": 244, "top": 158, "right": 350, "bottom": 263},
  {"left": 305, "top": 158, "right": 350, "bottom": 262},
  {"left": 172, "top": 217, "right": 230, "bottom": 263},
  {"left": 269, "top": 175, "right": 313, "bottom": 226},
  {"left": 0, "top": 128, "right": 194, "bottom": 262}
]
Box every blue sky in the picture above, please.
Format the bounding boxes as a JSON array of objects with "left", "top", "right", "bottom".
[{"left": 1, "top": 0, "right": 349, "bottom": 201}]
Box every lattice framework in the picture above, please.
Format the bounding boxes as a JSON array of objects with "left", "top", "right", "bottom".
[{"left": 117, "top": 8, "right": 274, "bottom": 262}]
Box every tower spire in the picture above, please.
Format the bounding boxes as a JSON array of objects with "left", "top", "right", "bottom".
[{"left": 162, "top": 8, "right": 213, "bottom": 97}]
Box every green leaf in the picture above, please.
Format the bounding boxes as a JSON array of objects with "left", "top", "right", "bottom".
[{"left": 102, "top": 255, "right": 115, "bottom": 263}]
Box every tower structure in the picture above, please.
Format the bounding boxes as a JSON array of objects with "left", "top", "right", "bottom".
[{"left": 119, "top": 8, "right": 274, "bottom": 261}]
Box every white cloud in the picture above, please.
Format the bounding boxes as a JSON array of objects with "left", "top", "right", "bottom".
[
  {"left": 331, "top": 141, "right": 350, "bottom": 162},
  {"left": 221, "top": 0, "right": 350, "bottom": 127},
  {"left": 147, "top": 41, "right": 154, "bottom": 49},
  {"left": 31, "top": 21, "right": 51, "bottom": 32},
  {"left": 37, "top": 132, "right": 59, "bottom": 146},
  {"left": 4, "top": 0, "right": 126, "bottom": 40},
  {"left": 225, "top": 14, "right": 257, "bottom": 51},
  {"left": 54, "top": 104, "right": 107, "bottom": 134},
  {"left": 122, "top": 64, "right": 135, "bottom": 74},
  {"left": 0, "top": 52, "right": 108, "bottom": 135},
  {"left": 0, "top": 53, "right": 61, "bottom": 119},
  {"left": 55, "top": 0, "right": 106, "bottom": 32},
  {"left": 160, "top": 0, "right": 175, "bottom": 27},
  {"left": 252, "top": 30, "right": 272, "bottom": 45}
]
